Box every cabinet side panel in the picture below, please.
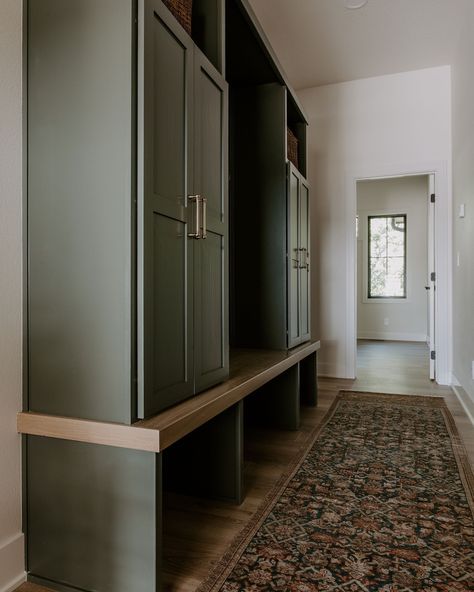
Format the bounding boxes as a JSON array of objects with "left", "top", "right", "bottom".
[
  {"left": 27, "top": 437, "right": 159, "bottom": 592},
  {"left": 28, "top": 0, "right": 134, "bottom": 422}
]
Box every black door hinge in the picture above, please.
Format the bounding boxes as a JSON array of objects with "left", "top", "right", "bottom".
[
  {"left": 431, "top": 350, "right": 436, "bottom": 361},
  {"left": 430, "top": 193, "right": 436, "bottom": 203},
  {"left": 431, "top": 272, "right": 436, "bottom": 282}
]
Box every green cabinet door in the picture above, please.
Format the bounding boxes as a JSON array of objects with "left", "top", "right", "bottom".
[
  {"left": 287, "top": 164, "right": 310, "bottom": 348},
  {"left": 299, "top": 179, "right": 311, "bottom": 343},
  {"left": 288, "top": 165, "right": 301, "bottom": 348},
  {"left": 193, "top": 49, "right": 229, "bottom": 391},
  {"left": 139, "top": 1, "right": 195, "bottom": 417}
]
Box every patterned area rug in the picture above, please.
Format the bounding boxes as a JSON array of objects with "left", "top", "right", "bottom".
[{"left": 198, "top": 391, "right": 474, "bottom": 592}]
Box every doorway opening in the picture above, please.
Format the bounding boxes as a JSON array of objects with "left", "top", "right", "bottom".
[{"left": 355, "top": 174, "right": 436, "bottom": 380}]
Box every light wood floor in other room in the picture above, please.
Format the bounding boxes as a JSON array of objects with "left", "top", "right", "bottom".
[{"left": 17, "top": 340, "right": 474, "bottom": 592}]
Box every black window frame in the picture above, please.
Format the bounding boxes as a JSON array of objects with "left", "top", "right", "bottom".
[{"left": 367, "top": 214, "right": 407, "bottom": 299}]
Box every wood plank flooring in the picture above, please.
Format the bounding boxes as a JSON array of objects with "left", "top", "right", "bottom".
[{"left": 16, "top": 340, "right": 474, "bottom": 592}]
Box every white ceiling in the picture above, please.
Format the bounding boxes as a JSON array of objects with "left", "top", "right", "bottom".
[{"left": 247, "top": 0, "right": 467, "bottom": 90}]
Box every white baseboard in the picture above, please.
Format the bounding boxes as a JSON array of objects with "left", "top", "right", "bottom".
[
  {"left": 0, "top": 534, "right": 26, "bottom": 592},
  {"left": 451, "top": 374, "right": 461, "bottom": 387},
  {"left": 452, "top": 375, "right": 474, "bottom": 426},
  {"left": 0, "top": 573, "right": 27, "bottom": 592},
  {"left": 357, "top": 331, "right": 428, "bottom": 342},
  {"left": 317, "top": 361, "right": 352, "bottom": 379}
]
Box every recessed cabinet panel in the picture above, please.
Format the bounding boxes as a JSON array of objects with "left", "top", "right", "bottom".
[
  {"left": 198, "top": 68, "right": 224, "bottom": 223},
  {"left": 140, "top": 1, "right": 195, "bottom": 417},
  {"left": 196, "top": 232, "right": 225, "bottom": 377},
  {"left": 288, "top": 170, "right": 300, "bottom": 346},
  {"left": 152, "top": 13, "right": 188, "bottom": 206},
  {"left": 193, "top": 50, "right": 228, "bottom": 392},
  {"left": 153, "top": 214, "right": 192, "bottom": 407}
]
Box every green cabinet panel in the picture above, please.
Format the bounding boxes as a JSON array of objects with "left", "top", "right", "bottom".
[
  {"left": 27, "top": 437, "right": 161, "bottom": 592},
  {"left": 153, "top": 214, "right": 194, "bottom": 409},
  {"left": 195, "top": 232, "right": 227, "bottom": 387},
  {"left": 140, "top": 0, "right": 195, "bottom": 417},
  {"left": 288, "top": 168, "right": 300, "bottom": 347},
  {"left": 300, "top": 180, "right": 310, "bottom": 342},
  {"left": 28, "top": 0, "right": 135, "bottom": 423},
  {"left": 194, "top": 51, "right": 229, "bottom": 391},
  {"left": 151, "top": 10, "right": 190, "bottom": 206},
  {"left": 287, "top": 163, "right": 310, "bottom": 349}
]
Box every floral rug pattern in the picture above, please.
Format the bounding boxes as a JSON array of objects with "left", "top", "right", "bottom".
[{"left": 198, "top": 392, "right": 474, "bottom": 592}]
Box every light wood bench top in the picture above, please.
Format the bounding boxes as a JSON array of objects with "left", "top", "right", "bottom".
[{"left": 17, "top": 341, "right": 320, "bottom": 453}]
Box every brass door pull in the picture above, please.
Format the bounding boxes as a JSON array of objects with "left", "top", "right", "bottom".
[{"left": 188, "top": 194, "right": 202, "bottom": 239}]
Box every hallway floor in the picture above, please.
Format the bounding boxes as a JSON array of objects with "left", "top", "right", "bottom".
[{"left": 17, "top": 340, "right": 474, "bottom": 592}]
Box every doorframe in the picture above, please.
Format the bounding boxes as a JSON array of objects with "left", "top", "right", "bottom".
[{"left": 345, "top": 161, "right": 452, "bottom": 385}]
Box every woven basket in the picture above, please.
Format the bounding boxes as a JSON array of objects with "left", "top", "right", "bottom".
[
  {"left": 162, "top": 0, "right": 193, "bottom": 35},
  {"left": 287, "top": 127, "right": 299, "bottom": 169}
]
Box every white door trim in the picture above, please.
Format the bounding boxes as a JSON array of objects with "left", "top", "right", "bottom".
[{"left": 345, "top": 161, "right": 452, "bottom": 385}]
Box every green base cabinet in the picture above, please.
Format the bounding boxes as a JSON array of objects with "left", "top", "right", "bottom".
[{"left": 27, "top": 437, "right": 162, "bottom": 592}]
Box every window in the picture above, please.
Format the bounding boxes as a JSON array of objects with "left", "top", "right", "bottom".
[{"left": 368, "top": 214, "right": 406, "bottom": 298}]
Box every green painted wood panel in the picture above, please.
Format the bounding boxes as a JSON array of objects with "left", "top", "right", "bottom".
[
  {"left": 139, "top": 1, "right": 194, "bottom": 417},
  {"left": 195, "top": 232, "right": 225, "bottom": 379},
  {"left": 193, "top": 50, "right": 229, "bottom": 391},
  {"left": 163, "top": 401, "right": 243, "bottom": 503},
  {"left": 300, "top": 180, "right": 310, "bottom": 342},
  {"left": 153, "top": 214, "right": 193, "bottom": 408},
  {"left": 288, "top": 166, "right": 301, "bottom": 347},
  {"left": 27, "top": 436, "right": 161, "bottom": 592},
  {"left": 28, "top": 0, "right": 135, "bottom": 423}
]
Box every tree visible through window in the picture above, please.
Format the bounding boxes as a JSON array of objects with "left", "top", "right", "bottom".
[{"left": 368, "top": 214, "right": 406, "bottom": 298}]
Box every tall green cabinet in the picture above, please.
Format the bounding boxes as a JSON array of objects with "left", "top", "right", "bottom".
[{"left": 28, "top": 0, "right": 228, "bottom": 423}]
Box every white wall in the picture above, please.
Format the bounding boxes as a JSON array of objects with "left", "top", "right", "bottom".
[
  {"left": 298, "top": 66, "right": 451, "bottom": 379},
  {"left": 451, "top": 1, "right": 474, "bottom": 405},
  {"left": 357, "top": 176, "right": 428, "bottom": 342},
  {"left": 0, "top": 1, "right": 25, "bottom": 590}
]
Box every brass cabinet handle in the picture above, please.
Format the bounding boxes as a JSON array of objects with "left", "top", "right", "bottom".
[
  {"left": 202, "top": 197, "right": 207, "bottom": 239},
  {"left": 188, "top": 195, "right": 202, "bottom": 239}
]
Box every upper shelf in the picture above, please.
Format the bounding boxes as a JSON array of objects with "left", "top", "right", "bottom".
[
  {"left": 160, "top": 0, "right": 225, "bottom": 74},
  {"left": 226, "top": 0, "right": 307, "bottom": 124}
]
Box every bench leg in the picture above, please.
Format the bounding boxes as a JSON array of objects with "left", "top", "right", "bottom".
[
  {"left": 163, "top": 401, "right": 244, "bottom": 504},
  {"left": 300, "top": 351, "right": 318, "bottom": 407},
  {"left": 245, "top": 363, "right": 300, "bottom": 430}
]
